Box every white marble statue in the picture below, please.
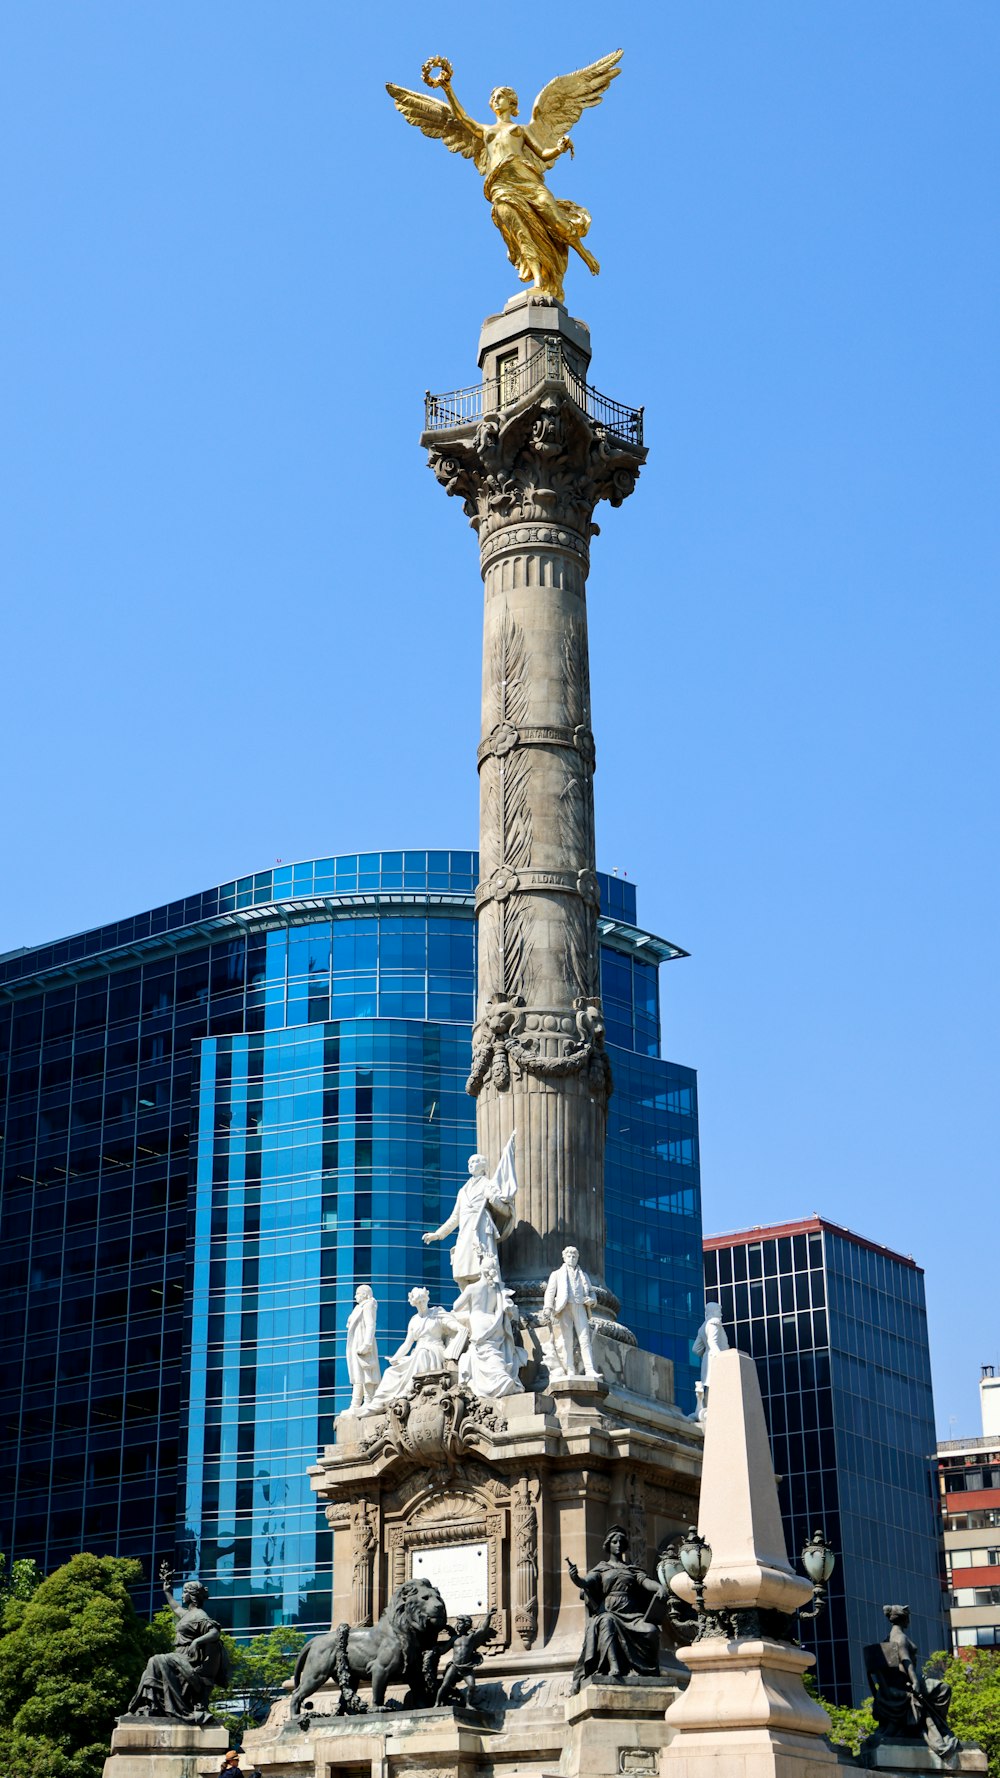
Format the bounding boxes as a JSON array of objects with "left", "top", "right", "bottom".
[
  {"left": 542, "top": 1244, "right": 602, "bottom": 1380},
  {"left": 343, "top": 1285, "right": 381, "bottom": 1415},
  {"left": 422, "top": 1132, "right": 517, "bottom": 1287},
  {"left": 452, "top": 1253, "right": 525, "bottom": 1399},
  {"left": 691, "top": 1300, "right": 729, "bottom": 1422},
  {"left": 365, "top": 1287, "right": 460, "bottom": 1411}
]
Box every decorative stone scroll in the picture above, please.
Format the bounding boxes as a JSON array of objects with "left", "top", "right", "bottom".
[
  {"left": 512, "top": 1472, "right": 541, "bottom": 1649},
  {"left": 350, "top": 1498, "right": 378, "bottom": 1626}
]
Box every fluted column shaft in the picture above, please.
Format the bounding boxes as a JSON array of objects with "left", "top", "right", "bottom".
[
  {"left": 423, "top": 299, "right": 645, "bottom": 1305},
  {"left": 474, "top": 519, "right": 606, "bottom": 1289}
]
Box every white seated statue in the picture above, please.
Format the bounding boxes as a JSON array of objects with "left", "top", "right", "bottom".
[
  {"left": 365, "top": 1287, "right": 460, "bottom": 1411},
  {"left": 452, "top": 1253, "right": 525, "bottom": 1399}
]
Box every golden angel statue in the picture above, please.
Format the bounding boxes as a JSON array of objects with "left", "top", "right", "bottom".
[{"left": 386, "top": 51, "right": 622, "bottom": 304}]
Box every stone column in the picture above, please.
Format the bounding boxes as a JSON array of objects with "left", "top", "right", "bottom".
[
  {"left": 423, "top": 295, "right": 645, "bottom": 1302},
  {"left": 662, "top": 1350, "right": 841, "bottom": 1778}
]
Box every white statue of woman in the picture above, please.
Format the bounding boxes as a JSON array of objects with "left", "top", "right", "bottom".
[
  {"left": 452, "top": 1254, "right": 525, "bottom": 1399},
  {"left": 422, "top": 1132, "right": 517, "bottom": 1287},
  {"left": 366, "top": 1287, "right": 460, "bottom": 1410},
  {"left": 343, "top": 1285, "right": 381, "bottom": 1415},
  {"left": 691, "top": 1301, "right": 729, "bottom": 1423}
]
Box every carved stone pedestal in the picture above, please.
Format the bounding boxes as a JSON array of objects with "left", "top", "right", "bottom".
[
  {"left": 560, "top": 1680, "right": 682, "bottom": 1778},
  {"left": 661, "top": 1636, "right": 843, "bottom": 1778},
  {"left": 101, "top": 1716, "right": 228, "bottom": 1778},
  {"left": 246, "top": 1681, "right": 686, "bottom": 1778},
  {"left": 660, "top": 1353, "right": 843, "bottom": 1778},
  {"left": 245, "top": 1704, "right": 492, "bottom": 1778},
  {"left": 245, "top": 1348, "right": 700, "bottom": 1775},
  {"left": 860, "top": 1744, "right": 987, "bottom": 1775},
  {"left": 310, "top": 1356, "right": 700, "bottom": 1684}
]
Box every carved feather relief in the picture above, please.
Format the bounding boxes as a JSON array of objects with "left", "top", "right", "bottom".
[
  {"left": 481, "top": 606, "right": 534, "bottom": 1003},
  {"left": 560, "top": 621, "right": 591, "bottom": 730},
  {"left": 492, "top": 607, "right": 529, "bottom": 729}
]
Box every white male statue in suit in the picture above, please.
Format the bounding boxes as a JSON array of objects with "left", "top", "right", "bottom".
[{"left": 542, "top": 1245, "right": 603, "bottom": 1381}]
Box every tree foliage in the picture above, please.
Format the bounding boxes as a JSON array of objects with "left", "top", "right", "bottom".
[
  {"left": 804, "top": 1671, "right": 876, "bottom": 1754},
  {"left": 810, "top": 1648, "right": 1000, "bottom": 1776},
  {"left": 821, "top": 1693, "right": 877, "bottom": 1754},
  {"left": 0, "top": 1553, "right": 155, "bottom": 1778},
  {"left": 926, "top": 1649, "right": 1000, "bottom": 1778},
  {"left": 211, "top": 1625, "right": 308, "bottom": 1740},
  {"left": 0, "top": 1554, "right": 43, "bottom": 1617}
]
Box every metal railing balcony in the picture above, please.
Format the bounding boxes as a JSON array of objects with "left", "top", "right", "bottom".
[{"left": 424, "top": 340, "right": 644, "bottom": 447}]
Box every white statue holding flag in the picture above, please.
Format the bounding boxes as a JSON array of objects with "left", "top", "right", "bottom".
[{"left": 423, "top": 1132, "right": 517, "bottom": 1287}]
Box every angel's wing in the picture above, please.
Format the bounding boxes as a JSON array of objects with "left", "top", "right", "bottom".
[
  {"left": 385, "top": 84, "right": 486, "bottom": 171},
  {"left": 528, "top": 49, "right": 623, "bottom": 153}
]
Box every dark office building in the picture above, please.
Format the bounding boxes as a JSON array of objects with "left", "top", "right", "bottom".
[
  {"left": 703, "top": 1216, "right": 946, "bottom": 1704},
  {"left": 0, "top": 851, "right": 703, "bottom": 1633}
]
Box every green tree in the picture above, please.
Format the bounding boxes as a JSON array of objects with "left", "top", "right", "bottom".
[
  {"left": 0, "top": 1553, "right": 155, "bottom": 1778},
  {"left": 925, "top": 1649, "right": 1000, "bottom": 1778},
  {"left": 0, "top": 1554, "right": 43, "bottom": 1622},
  {"left": 821, "top": 1694, "right": 877, "bottom": 1754},
  {"left": 210, "top": 1625, "right": 308, "bottom": 1742},
  {"left": 804, "top": 1672, "right": 876, "bottom": 1754}
]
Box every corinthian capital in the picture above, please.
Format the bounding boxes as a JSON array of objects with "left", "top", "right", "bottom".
[{"left": 425, "top": 387, "right": 645, "bottom": 545}]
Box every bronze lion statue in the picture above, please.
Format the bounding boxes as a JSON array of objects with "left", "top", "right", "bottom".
[{"left": 289, "top": 1577, "right": 449, "bottom": 1718}]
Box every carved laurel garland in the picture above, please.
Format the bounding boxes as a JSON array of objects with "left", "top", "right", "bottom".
[{"left": 466, "top": 992, "right": 613, "bottom": 1101}]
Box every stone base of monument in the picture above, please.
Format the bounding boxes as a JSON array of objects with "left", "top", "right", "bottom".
[
  {"left": 244, "top": 1672, "right": 685, "bottom": 1778},
  {"left": 240, "top": 1335, "right": 700, "bottom": 1778},
  {"left": 102, "top": 1715, "right": 229, "bottom": 1778},
  {"left": 310, "top": 1361, "right": 701, "bottom": 1687},
  {"left": 859, "top": 1742, "right": 987, "bottom": 1774},
  {"left": 660, "top": 1355, "right": 849, "bottom": 1778},
  {"left": 247, "top": 1701, "right": 495, "bottom": 1778},
  {"left": 660, "top": 1638, "right": 846, "bottom": 1778},
  {"left": 559, "top": 1678, "right": 682, "bottom": 1778}
]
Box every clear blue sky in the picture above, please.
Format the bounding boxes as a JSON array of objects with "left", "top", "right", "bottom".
[{"left": 1, "top": 3, "right": 997, "bottom": 1436}]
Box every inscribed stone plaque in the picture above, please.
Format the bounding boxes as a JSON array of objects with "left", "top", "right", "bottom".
[
  {"left": 412, "top": 1542, "right": 488, "bottom": 1616},
  {"left": 619, "top": 1754, "right": 656, "bottom": 1775}
]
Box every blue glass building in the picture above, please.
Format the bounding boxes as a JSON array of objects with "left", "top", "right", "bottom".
[
  {"left": 703, "top": 1217, "right": 946, "bottom": 1704},
  {"left": 0, "top": 851, "right": 703, "bottom": 1633}
]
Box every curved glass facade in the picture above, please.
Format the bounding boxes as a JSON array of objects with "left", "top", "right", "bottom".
[{"left": 0, "top": 852, "right": 701, "bottom": 1632}]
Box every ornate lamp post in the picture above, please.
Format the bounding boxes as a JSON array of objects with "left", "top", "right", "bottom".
[
  {"left": 797, "top": 1530, "right": 836, "bottom": 1620},
  {"left": 678, "top": 1527, "right": 714, "bottom": 1639}
]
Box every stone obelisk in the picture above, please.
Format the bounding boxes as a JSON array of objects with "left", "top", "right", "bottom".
[{"left": 422, "top": 296, "right": 645, "bottom": 1305}]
